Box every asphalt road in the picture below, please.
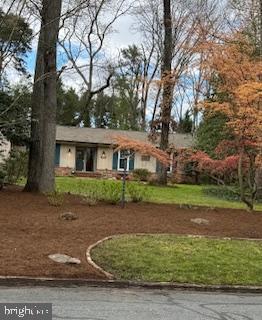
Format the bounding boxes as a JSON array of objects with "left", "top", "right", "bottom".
[{"left": 0, "top": 286, "right": 261, "bottom": 320}]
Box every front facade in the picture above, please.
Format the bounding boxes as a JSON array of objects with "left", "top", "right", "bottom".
[
  {"left": 0, "top": 137, "right": 11, "bottom": 164},
  {"left": 55, "top": 125, "right": 193, "bottom": 177}
]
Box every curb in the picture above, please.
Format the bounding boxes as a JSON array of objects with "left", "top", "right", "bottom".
[{"left": 0, "top": 276, "right": 261, "bottom": 293}]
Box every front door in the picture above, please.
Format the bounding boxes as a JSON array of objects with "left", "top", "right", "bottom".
[
  {"left": 86, "top": 147, "right": 96, "bottom": 171},
  {"left": 75, "top": 149, "right": 85, "bottom": 171},
  {"left": 75, "top": 147, "right": 96, "bottom": 172}
]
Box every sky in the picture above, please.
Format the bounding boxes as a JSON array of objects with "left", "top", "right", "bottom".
[{"left": 7, "top": 10, "right": 141, "bottom": 92}]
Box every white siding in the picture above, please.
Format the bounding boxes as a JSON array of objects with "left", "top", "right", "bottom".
[
  {"left": 96, "top": 147, "right": 113, "bottom": 170},
  {"left": 59, "top": 144, "right": 76, "bottom": 168},
  {"left": 0, "top": 138, "right": 11, "bottom": 163},
  {"left": 134, "top": 152, "right": 157, "bottom": 173}
]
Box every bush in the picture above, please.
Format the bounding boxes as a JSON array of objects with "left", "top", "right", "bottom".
[
  {"left": 4, "top": 150, "right": 28, "bottom": 184},
  {"left": 133, "top": 168, "right": 151, "bottom": 181},
  {"left": 0, "top": 166, "right": 6, "bottom": 190},
  {"left": 148, "top": 176, "right": 161, "bottom": 186},
  {"left": 127, "top": 183, "right": 148, "bottom": 203},
  {"left": 100, "top": 181, "right": 122, "bottom": 204},
  {"left": 76, "top": 180, "right": 122, "bottom": 205},
  {"left": 82, "top": 189, "right": 99, "bottom": 206},
  {"left": 75, "top": 180, "right": 149, "bottom": 205}
]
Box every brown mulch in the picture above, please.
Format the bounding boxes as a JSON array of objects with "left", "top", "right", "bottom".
[{"left": 0, "top": 186, "right": 261, "bottom": 279}]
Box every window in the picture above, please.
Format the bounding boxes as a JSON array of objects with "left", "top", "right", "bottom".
[
  {"left": 117, "top": 150, "right": 134, "bottom": 171},
  {"left": 118, "top": 150, "right": 127, "bottom": 171},
  {"left": 141, "top": 155, "right": 150, "bottom": 162}
]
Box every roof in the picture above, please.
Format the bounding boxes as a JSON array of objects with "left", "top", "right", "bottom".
[{"left": 56, "top": 125, "right": 193, "bottom": 149}]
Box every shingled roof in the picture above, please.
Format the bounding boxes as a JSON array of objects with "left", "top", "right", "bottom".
[{"left": 56, "top": 125, "right": 193, "bottom": 149}]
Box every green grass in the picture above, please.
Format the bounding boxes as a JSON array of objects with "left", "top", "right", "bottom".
[
  {"left": 55, "top": 177, "right": 262, "bottom": 211},
  {"left": 91, "top": 235, "right": 262, "bottom": 285}
]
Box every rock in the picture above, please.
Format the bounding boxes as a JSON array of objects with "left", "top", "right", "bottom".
[
  {"left": 60, "top": 212, "right": 78, "bottom": 221},
  {"left": 48, "top": 253, "right": 81, "bottom": 265},
  {"left": 179, "top": 204, "right": 192, "bottom": 209},
  {"left": 191, "top": 218, "right": 209, "bottom": 225}
]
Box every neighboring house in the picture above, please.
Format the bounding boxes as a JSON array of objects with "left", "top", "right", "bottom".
[
  {"left": 0, "top": 137, "right": 11, "bottom": 164},
  {"left": 55, "top": 125, "right": 193, "bottom": 177}
]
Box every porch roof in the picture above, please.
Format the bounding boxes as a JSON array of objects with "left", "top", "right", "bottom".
[{"left": 56, "top": 125, "right": 193, "bottom": 149}]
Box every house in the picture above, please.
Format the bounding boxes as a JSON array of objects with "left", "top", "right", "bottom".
[
  {"left": 0, "top": 136, "right": 11, "bottom": 164},
  {"left": 55, "top": 125, "right": 193, "bottom": 178}
]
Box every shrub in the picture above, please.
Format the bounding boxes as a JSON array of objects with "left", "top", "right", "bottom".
[
  {"left": 81, "top": 188, "right": 99, "bottom": 206},
  {"left": 100, "top": 181, "right": 122, "bottom": 204},
  {"left": 46, "top": 191, "right": 65, "bottom": 207},
  {"left": 127, "top": 183, "right": 148, "bottom": 203},
  {"left": 76, "top": 180, "right": 122, "bottom": 205},
  {"left": 133, "top": 169, "right": 151, "bottom": 182},
  {"left": 148, "top": 176, "right": 160, "bottom": 186},
  {"left": 4, "top": 150, "right": 28, "bottom": 184},
  {"left": 0, "top": 166, "right": 6, "bottom": 190}
]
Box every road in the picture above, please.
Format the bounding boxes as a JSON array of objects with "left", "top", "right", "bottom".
[{"left": 0, "top": 286, "right": 261, "bottom": 320}]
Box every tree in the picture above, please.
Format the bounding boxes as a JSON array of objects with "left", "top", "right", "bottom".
[
  {"left": 157, "top": 0, "right": 173, "bottom": 185},
  {"left": 113, "top": 45, "right": 143, "bottom": 130},
  {"left": 59, "top": 0, "right": 131, "bottom": 127},
  {"left": 0, "top": 84, "right": 31, "bottom": 145},
  {"left": 56, "top": 80, "right": 81, "bottom": 126},
  {"left": 0, "top": 7, "right": 32, "bottom": 88},
  {"left": 25, "top": 0, "right": 62, "bottom": 193},
  {"left": 196, "top": 111, "right": 233, "bottom": 158},
  {"left": 113, "top": 134, "right": 169, "bottom": 207},
  {"left": 175, "top": 110, "right": 193, "bottom": 134},
  {"left": 198, "top": 34, "right": 262, "bottom": 210}
]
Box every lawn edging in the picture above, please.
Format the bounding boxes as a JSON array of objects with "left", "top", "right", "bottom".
[{"left": 86, "top": 233, "right": 262, "bottom": 292}]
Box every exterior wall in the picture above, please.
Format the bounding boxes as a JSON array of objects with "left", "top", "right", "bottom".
[
  {"left": 96, "top": 146, "right": 113, "bottom": 171},
  {"left": 134, "top": 152, "right": 157, "bottom": 173},
  {"left": 0, "top": 138, "right": 11, "bottom": 163},
  {"left": 58, "top": 144, "right": 158, "bottom": 174},
  {"left": 96, "top": 147, "right": 157, "bottom": 173},
  {"left": 59, "top": 144, "right": 76, "bottom": 169}
]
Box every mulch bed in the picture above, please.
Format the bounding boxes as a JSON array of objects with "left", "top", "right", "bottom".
[{"left": 0, "top": 186, "right": 261, "bottom": 279}]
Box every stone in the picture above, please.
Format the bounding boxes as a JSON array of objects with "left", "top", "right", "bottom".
[
  {"left": 179, "top": 204, "right": 192, "bottom": 209},
  {"left": 60, "top": 212, "right": 78, "bottom": 221},
  {"left": 48, "top": 254, "right": 81, "bottom": 265},
  {"left": 191, "top": 218, "right": 209, "bottom": 225}
]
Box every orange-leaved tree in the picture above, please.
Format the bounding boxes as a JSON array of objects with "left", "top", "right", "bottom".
[
  {"left": 197, "top": 33, "right": 262, "bottom": 210},
  {"left": 113, "top": 135, "right": 170, "bottom": 167},
  {"left": 112, "top": 135, "right": 170, "bottom": 207}
]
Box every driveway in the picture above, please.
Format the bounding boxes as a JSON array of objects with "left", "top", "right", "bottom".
[{"left": 0, "top": 286, "right": 261, "bottom": 319}]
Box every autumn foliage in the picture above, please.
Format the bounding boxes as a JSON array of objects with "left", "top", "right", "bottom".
[
  {"left": 195, "top": 33, "right": 262, "bottom": 209},
  {"left": 112, "top": 135, "right": 170, "bottom": 166}
]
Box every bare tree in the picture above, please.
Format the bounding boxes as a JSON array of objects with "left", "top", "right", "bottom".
[{"left": 59, "top": 0, "right": 131, "bottom": 126}]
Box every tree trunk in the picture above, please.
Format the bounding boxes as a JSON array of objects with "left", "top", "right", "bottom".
[
  {"left": 238, "top": 151, "right": 253, "bottom": 211},
  {"left": 158, "top": 0, "right": 173, "bottom": 185},
  {"left": 24, "top": 0, "right": 62, "bottom": 193}
]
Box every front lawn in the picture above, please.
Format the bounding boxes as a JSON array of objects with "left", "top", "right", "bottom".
[
  {"left": 56, "top": 177, "right": 262, "bottom": 211},
  {"left": 91, "top": 235, "right": 262, "bottom": 285}
]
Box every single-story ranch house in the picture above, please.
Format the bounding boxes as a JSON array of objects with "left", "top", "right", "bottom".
[{"left": 55, "top": 125, "right": 193, "bottom": 179}]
